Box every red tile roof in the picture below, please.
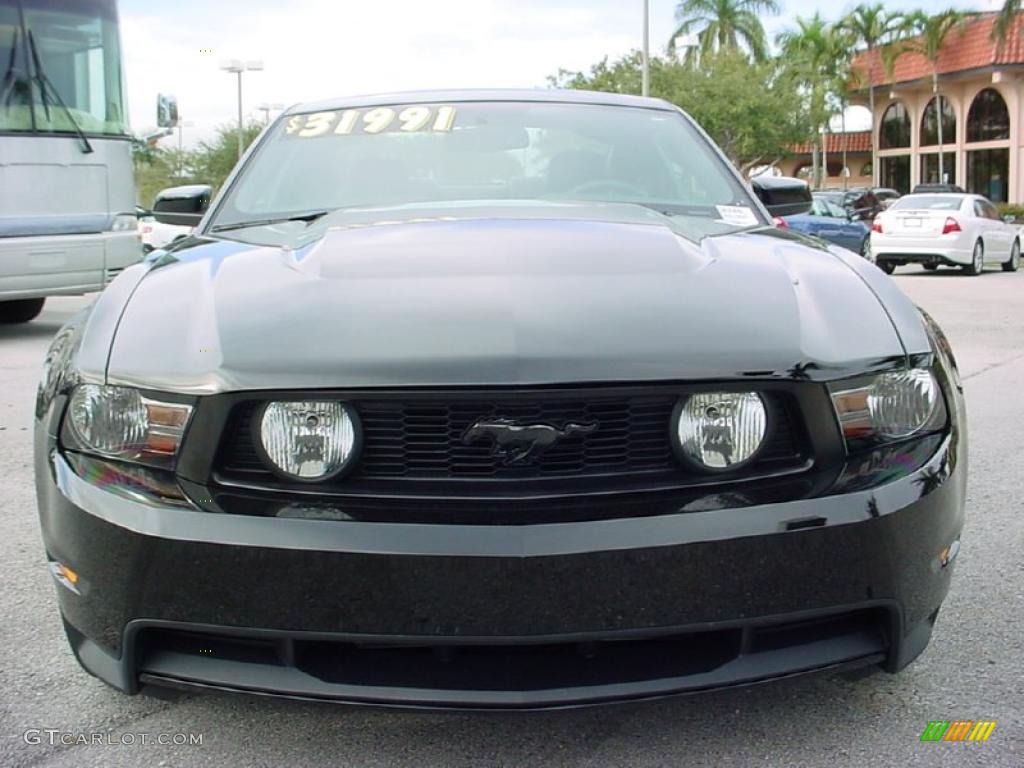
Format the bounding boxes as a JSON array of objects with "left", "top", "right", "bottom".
[
  {"left": 852, "top": 12, "right": 1024, "bottom": 88},
  {"left": 789, "top": 131, "right": 872, "bottom": 156}
]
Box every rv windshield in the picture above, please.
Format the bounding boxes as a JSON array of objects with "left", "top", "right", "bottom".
[{"left": 0, "top": 0, "right": 128, "bottom": 136}]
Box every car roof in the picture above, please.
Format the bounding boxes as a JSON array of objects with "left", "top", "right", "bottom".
[
  {"left": 900, "top": 192, "right": 968, "bottom": 198},
  {"left": 155, "top": 184, "right": 213, "bottom": 198},
  {"left": 288, "top": 89, "right": 679, "bottom": 115}
]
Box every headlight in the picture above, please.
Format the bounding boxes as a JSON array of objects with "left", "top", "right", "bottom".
[
  {"left": 674, "top": 392, "right": 767, "bottom": 470},
  {"left": 256, "top": 401, "right": 359, "bottom": 481},
  {"left": 66, "top": 384, "right": 193, "bottom": 467},
  {"left": 830, "top": 368, "right": 946, "bottom": 449},
  {"left": 109, "top": 213, "right": 138, "bottom": 232}
]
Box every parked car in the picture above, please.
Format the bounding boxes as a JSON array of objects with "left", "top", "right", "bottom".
[
  {"left": 872, "top": 188, "right": 902, "bottom": 210},
  {"left": 872, "top": 187, "right": 902, "bottom": 201},
  {"left": 871, "top": 192, "right": 1021, "bottom": 275},
  {"left": 35, "top": 90, "right": 965, "bottom": 710},
  {"left": 783, "top": 195, "right": 872, "bottom": 257},
  {"left": 140, "top": 185, "right": 212, "bottom": 252},
  {"left": 817, "top": 187, "right": 884, "bottom": 221}
]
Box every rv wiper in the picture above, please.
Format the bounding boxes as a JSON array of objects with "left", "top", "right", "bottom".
[
  {"left": 210, "top": 210, "right": 331, "bottom": 233},
  {"left": 0, "top": 27, "right": 27, "bottom": 110},
  {"left": 26, "top": 30, "right": 92, "bottom": 153}
]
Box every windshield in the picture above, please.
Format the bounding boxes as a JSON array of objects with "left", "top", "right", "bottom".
[
  {"left": 811, "top": 198, "right": 846, "bottom": 218},
  {"left": 0, "top": 0, "right": 128, "bottom": 136},
  {"left": 891, "top": 195, "right": 963, "bottom": 211},
  {"left": 211, "top": 101, "right": 763, "bottom": 239}
]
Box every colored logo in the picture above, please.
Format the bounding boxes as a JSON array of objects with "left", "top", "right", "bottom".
[{"left": 921, "top": 721, "right": 996, "bottom": 742}]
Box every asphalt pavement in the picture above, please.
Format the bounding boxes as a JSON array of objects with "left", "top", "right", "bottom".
[{"left": 1, "top": 265, "right": 1022, "bottom": 767}]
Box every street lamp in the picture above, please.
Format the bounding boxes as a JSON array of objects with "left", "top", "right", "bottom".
[
  {"left": 219, "top": 59, "right": 263, "bottom": 160},
  {"left": 256, "top": 102, "right": 284, "bottom": 124},
  {"left": 176, "top": 118, "right": 195, "bottom": 177},
  {"left": 641, "top": 0, "right": 650, "bottom": 97}
]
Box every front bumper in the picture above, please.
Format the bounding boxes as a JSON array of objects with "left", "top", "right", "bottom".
[
  {"left": 0, "top": 231, "right": 141, "bottom": 300},
  {"left": 37, "top": 424, "right": 966, "bottom": 709}
]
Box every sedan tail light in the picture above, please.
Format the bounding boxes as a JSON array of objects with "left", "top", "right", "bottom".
[
  {"left": 942, "top": 217, "right": 961, "bottom": 235},
  {"left": 871, "top": 221, "right": 883, "bottom": 233}
]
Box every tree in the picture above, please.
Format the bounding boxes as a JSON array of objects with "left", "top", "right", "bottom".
[
  {"left": 777, "top": 14, "right": 837, "bottom": 188},
  {"left": 829, "top": 27, "right": 859, "bottom": 190},
  {"left": 187, "top": 121, "right": 264, "bottom": 192},
  {"left": 132, "top": 142, "right": 182, "bottom": 209},
  {"left": 132, "top": 121, "right": 263, "bottom": 208},
  {"left": 903, "top": 9, "right": 973, "bottom": 183},
  {"left": 841, "top": 4, "right": 906, "bottom": 187},
  {"left": 669, "top": 0, "right": 780, "bottom": 63},
  {"left": 551, "top": 50, "right": 811, "bottom": 173},
  {"left": 993, "top": 0, "right": 1020, "bottom": 50}
]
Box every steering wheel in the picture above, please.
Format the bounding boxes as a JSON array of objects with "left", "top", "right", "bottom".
[{"left": 569, "top": 179, "right": 648, "bottom": 198}]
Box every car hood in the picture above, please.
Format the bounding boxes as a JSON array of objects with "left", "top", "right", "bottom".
[{"left": 106, "top": 205, "right": 915, "bottom": 393}]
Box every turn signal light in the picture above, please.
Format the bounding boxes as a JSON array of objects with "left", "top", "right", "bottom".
[
  {"left": 49, "top": 561, "right": 81, "bottom": 595},
  {"left": 942, "top": 217, "right": 961, "bottom": 235},
  {"left": 871, "top": 221, "right": 883, "bottom": 233}
]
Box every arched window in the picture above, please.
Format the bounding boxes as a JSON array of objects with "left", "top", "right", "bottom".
[
  {"left": 920, "top": 95, "right": 957, "bottom": 146},
  {"left": 967, "top": 88, "right": 1010, "bottom": 142},
  {"left": 880, "top": 101, "right": 911, "bottom": 149}
]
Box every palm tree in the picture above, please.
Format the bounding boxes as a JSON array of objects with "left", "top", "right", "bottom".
[
  {"left": 828, "top": 27, "right": 859, "bottom": 190},
  {"left": 840, "top": 4, "right": 906, "bottom": 187},
  {"left": 904, "top": 9, "right": 973, "bottom": 184},
  {"left": 778, "top": 18, "right": 858, "bottom": 190},
  {"left": 670, "top": 0, "right": 780, "bottom": 64},
  {"left": 993, "top": 0, "right": 1020, "bottom": 50},
  {"left": 778, "top": 15, "right": 835, "bottom": 188}
]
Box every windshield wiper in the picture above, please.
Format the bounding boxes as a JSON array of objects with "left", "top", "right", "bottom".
[
  {"left": 210, "top": 210, "right": 331, "bottom": 233},
  {"left": 26, "top": 30, "right": 92, "bottom": 153},
  {"left": 1, "top": 27, "right": 29, "bottom": 113},
  {"left": 1, "top": 26, "right": 18, "bottom": 99}
]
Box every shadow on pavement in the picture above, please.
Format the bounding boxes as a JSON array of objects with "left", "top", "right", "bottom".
[{"left": 0, "top": 319, "right": 66, "bottom": 342}]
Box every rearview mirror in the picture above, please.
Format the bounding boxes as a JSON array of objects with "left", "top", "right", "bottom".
[
  {"left": 152, "top": 184, "right": 213, "bottom": 227},
  {"left": 750, "top": 176, "right": 812, "bottom": 217}
]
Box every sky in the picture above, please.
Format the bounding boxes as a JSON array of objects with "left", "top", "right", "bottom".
[{"left": 120, "top": 0, "right": 1005, "bottom": 148}]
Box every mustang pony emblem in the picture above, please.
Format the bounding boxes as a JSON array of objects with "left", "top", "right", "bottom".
[{"left": 462, "top": 418, "right": 598, "bottom": 464}]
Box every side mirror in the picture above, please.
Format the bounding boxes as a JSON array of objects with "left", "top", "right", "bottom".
[
  {"left": 1003, "top": 215, "right": 1016, "bottom": 225},
  {"left": 156, "top": 93, "right": 179, "bottom": 129},
  {"left": 152, "top": 184, "right": 213, "bottom": 227},
  {"left": 751, "top": 176, "right": 812, "bottom": 217}
]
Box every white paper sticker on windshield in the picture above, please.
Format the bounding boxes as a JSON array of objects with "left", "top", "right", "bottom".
[{"left": 715, "top": 205, "right": 759, "bottom": 226}]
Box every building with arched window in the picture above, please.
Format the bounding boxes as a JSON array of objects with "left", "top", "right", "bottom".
[{"left": 849, "top": 11, "right": 1022, "bottom": 202}]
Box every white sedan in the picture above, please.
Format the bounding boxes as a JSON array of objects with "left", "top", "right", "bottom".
[
  {"left": 871, "top": 193, "right": 1020, "bottom": 276},
  {"left": 138, "top": 215, "right": 193, "bottom": 252}
]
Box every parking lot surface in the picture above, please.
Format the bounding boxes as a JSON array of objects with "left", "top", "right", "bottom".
[{"left": 2, "top": 267, "right": 1022, "bottom": 767}]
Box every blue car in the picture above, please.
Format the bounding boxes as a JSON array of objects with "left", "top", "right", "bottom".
[{"left": 783, "top": 196, "right": 871, "bottom": 258}]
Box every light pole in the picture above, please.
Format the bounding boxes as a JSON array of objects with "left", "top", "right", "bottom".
[
  {"left": 176, "top": 119, "right": 195, "bottom": 177},
  {"left": 219, "top": 59, "right": 263, "bottom": 160},
  {"left": 256, "top": 102, "right": 284, "bottom": 124},
  {"left": 641, "top": 0, "right": 650, "bottom": 97}
]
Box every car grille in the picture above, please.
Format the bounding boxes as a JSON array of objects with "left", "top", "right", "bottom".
[{"left": 214, "top": 390, "right": 806, "bottom": 489}]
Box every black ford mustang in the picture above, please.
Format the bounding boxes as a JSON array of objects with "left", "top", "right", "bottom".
[{"left": 34, "top": 90, "right": 966, "bottom": 710}]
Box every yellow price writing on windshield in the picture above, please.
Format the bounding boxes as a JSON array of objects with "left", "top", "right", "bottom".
[{"left": 284, "top": 105, "right": 457, "bottom": 138}]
